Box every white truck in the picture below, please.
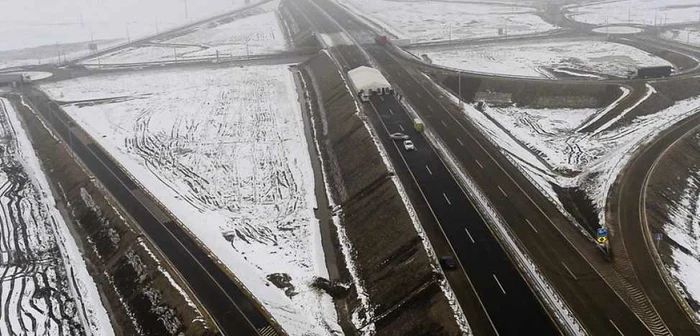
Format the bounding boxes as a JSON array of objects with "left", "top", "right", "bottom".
[
  {"left": 347, "top": 66, "right": 393, "bottom": 102},
  {"left": 0, "top": 73, "right": 30, "bottom": 86}
]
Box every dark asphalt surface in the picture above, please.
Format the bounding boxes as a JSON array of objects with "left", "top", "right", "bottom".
[
  {"left": 21, "top": 88, "right": 274, "bottom": 336},
  {"left": 300, "top": 0, "right": 659, "bottom": 334},
  {"left": 368, "top": 94, "right": 559, "bottom": 335},
  {"left": 615, "top": 109, "right": 700, "bottom": 335}
]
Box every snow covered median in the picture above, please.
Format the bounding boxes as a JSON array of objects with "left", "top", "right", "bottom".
[
  {"left": 567, "top": 0, "right": 700, "bottom": 26},
  {"left": 417, "top": 40, "right": 672, "bottom": 79},
  {"left": 41, "top": 65, "right": 340, "bottom": 335},
  {"left": 84, "top": 1, "right": 288, "bottom": 65},
  {"left": 342, "top": 0, "right": 556, "bottom": 43}
]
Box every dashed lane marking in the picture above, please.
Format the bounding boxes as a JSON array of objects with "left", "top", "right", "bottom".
[
  {"left": 610, "top": 320, "right": 624, "bottom": 336},
  {"left": 475, "top": 159, "right": 483, "bottom": 169},
  {"left": 443, "top": 192, "right": 452, "bottom": 205},
  {"left": 426, "top": 165, "right": 433, "bottom": 175},
  {"left": 562, "top": 262, "right": 578, "bottom": 280},
  {"left": 465, "top": 227, "right": 475, "bottom": 243},
  {"left": 457, "top": 138, "right": 465, "bottom": 146},
  {"left": 493, "top": 274, "right": 506, "bottom": 294},
  {"left": 525, "top": 219, "right": 538, "bottom": 233},
  {"left": 498, "top": 186, "right": 508, "bottom": 197}
]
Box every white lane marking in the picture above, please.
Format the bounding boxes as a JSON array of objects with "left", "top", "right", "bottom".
[
  {"left": 380, "top": 96, "right": 384, "bottom": 101},
  {"left": 388, "top": 108, "right": 394, "bottom": 115},
  {"left": 457, "top": 138, "right": 465, "bottom": 146},
  {"left": 475, "top": 159, "right": 483, "bottom": 169},
  {"left": 464, "top": 227, "right": 475, "bottom": 244},
  {"left": 428, "top": 105, "right": 434, "bottom": 111},
  {"left": 416, "top": 92, "right": 422, "bottom": 98},
  {"left": 426, "top": 165, "right": 433, "bottom": 175},
  {"left": 562, "top": 262, "right": 578, "bottom": 280},
  {"left": 498, "top": 186, "right": 507, "bottom": 197},
  {"left": 525, "top": 218, "right": 538, "bottom": 233},
  {"left": 398, "top": 124, "right": 405, "bottom": 131},
  {"left": 610, "top": 319, "right": 624, "bottom": 336},
  {"left": 493, "top": 274, "right": 506, "bottom": 294},
  {"left": 443, "top": 192, "right": 452, "bottom": 205},
  {"left": 441, "top": 120, "right": 447, "bottom": 127}
]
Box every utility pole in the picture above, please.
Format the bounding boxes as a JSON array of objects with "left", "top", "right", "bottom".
[
  {"left": 458, "top": 71, "right": 463, "bottom": 109},
  {"left": 184, "top": 0, "right": 189, "bottom": 21}
]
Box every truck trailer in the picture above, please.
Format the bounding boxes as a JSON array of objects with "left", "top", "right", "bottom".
[
  {"left": 630, "top": 66, "right": 674, "bottom": 79},
  {"left": 347, "top": 66, "right": 393, "bottom": 102},
  {"left": 0, "top": 73, "right": 30, "bottom": 86}
]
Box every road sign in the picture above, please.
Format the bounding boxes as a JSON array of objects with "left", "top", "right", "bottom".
[
  {"left": 597, "top": 228, "right": 608, "bottom": 237},
  {"left": 597, "top": 236, "right": 607, "bottom": 244}
]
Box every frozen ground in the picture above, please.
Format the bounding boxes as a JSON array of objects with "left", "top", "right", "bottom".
[
  {"left": 0, "top": 98, "right": 112, "bottom": 335},
  {"left": 417, "top": 39, "right": 671, "bottom": 78},
  {"left": 0, "top": 0, "right": 252, "bottom": 69},
  {"left": 41, "top": 65, "right": 340, "bottom": 335},
  {"left": 86, "top": 1, "right": 287, "bottom": 65},
  {"left": 662, "top": 27, "right": 700, "bottom": 47},
  {"left": 567, "top": 0, "right": 700, "bottom": 26},
  {"left": 666, "top": 173, "right": 700, "bottom": 319},
  {"left": 342, "top": 0, "right": 556, "bottom": 43}
]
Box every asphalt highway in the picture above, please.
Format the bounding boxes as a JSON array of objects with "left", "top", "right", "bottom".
[
  {"left": 20, "top": 88, "right": 276, "bottom": 336},
  {"left": 614, "top": 108, "right": 700, "bottom": 335},
  {"left": 300, "top": 0, "right": 662, "bottom": 334},
  {"left": 368, "top": 94, "right": 559, "bottom": 335}
]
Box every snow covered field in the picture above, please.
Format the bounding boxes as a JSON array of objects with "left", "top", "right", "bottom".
[
  {"left": 41, "top": 65, "right": 340, "bottom": 335},
  {"left": 567, "top": 0, "right": 700, "bottom": 26},
  {"left": 342, "top": 0, "right": 556, "bottom": 43},
  {"left": 663, "top": 27, "right": 700, "bottom": 47},
  {"left": 0, "top": 98, "right": 112, "bottom": 335},
  {"left": 85, "top": 2, "right": 287, "bottom": 65},
  {"left": 417, "top": 40, "right": 671, "bottom": 78},
  {"left": 0, "top": 0, "right": 252, "bottom": 69},
  {"left": 470, "top": 92, "right": 700, "bottom": 225},
  {"left": 666, "top": 174, "right": 700, "bottom": 319}
]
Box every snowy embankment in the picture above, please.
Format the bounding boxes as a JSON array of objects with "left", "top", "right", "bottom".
[
  {"left": 454, "top": 85, "right": 700, "bottom": 226},
  {"left": 342, "top": 0, "right": 555, "bottom": 43},
  {"left": 0, "top": 98, "right": 113, "bottom": 335},
  {"left": 85, "top": 1, "right": 287, "bottom": 65},
  {"left": 41, "top": 65, "right": 340, "bottom": 335},
  {"left": 0, "top": 0, "right": 251, "bottom": 69},
  {"left": 662, "top": 28, "right": 700, "bottom": 47},
  {"left": 567, "top": 0, "right": 700, "bottom": 26},
  {"left": 665, "top": 173, "right": 700, "bottom": 320},
  {"left": 417, "top": 40, "right": 672, "bottom": 78}
]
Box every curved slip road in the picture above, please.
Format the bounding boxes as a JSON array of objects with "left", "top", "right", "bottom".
[{"left": 613, "top": 108, "right": 700, "bottom": 336}]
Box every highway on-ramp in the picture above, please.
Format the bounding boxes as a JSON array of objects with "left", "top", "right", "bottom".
[{"left": 613, "top": 108, "right": 700, "bottom": 336}]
